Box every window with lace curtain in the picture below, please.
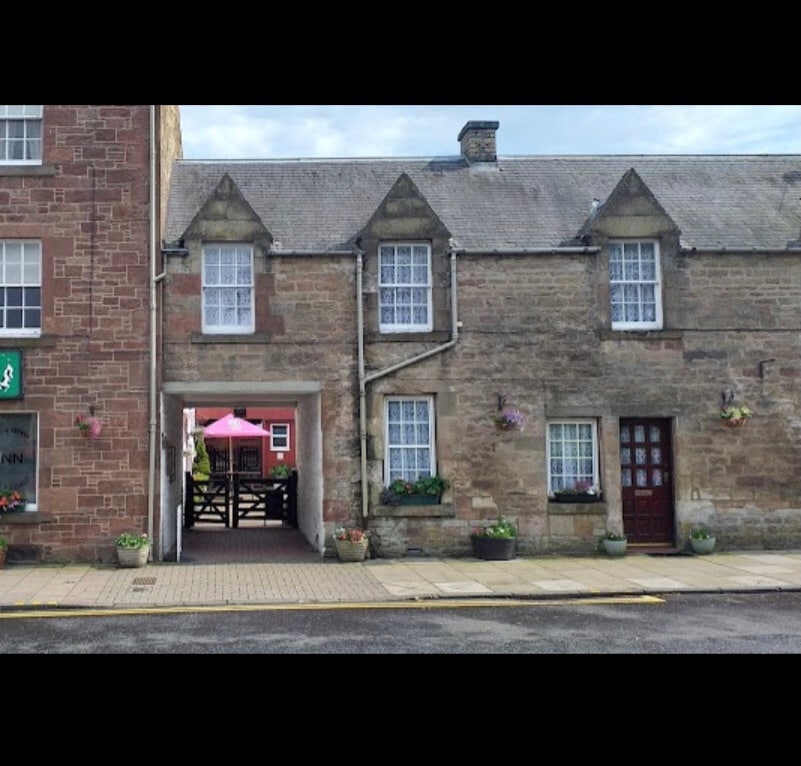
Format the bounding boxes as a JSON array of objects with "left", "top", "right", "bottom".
[
  {"left": 379, "top": 243, "right": 432, "bottom": 333},
  {"left": 385, "top": 397, "right": 436, "bottom": 484},
  {"left": 547, "top": 420, "right": 599, "bottom": 494},
  {"left": 201, "top": 244, "right": 254, "bottom": 334},
  {"left": 0, "top": 106, "right": 42, "bottom": 164},
  {"left": 609, "top": 240, "right": 662, "bottom": 330}
]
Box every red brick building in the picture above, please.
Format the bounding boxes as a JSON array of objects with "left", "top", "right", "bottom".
[{"left": 0, "top": 105, "right": 181, "bottom": 562}]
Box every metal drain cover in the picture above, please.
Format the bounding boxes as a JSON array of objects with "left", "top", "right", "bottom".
[{"left": 132, "top": 577, "right": 156, "bottom": 585}]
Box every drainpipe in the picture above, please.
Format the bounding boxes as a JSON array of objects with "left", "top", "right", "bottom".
[
  {"left": 147, "top": 105, "right": 158, "bottom": 556},
  {"left": 356, "top": 247, "right": 368, "bottom": 522},
  {"left": 358, "top": 243, "right": 460, "bottom": 521}
]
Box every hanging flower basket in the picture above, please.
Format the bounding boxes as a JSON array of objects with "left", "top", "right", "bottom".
[
  {"left": 494, "top": 408, "right": 525, "bottom": 432},
  {"left": 720, "top": 405, "right": 751, "bottom": 429},
  {"left": 75, "top": 413, "right": 102, "bottom": 439}
]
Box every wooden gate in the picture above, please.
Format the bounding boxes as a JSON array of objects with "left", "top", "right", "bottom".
[{"left": 184, "top": 471, "right": 298, "bottom": 529}]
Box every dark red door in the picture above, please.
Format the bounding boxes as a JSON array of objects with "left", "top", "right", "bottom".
[{"left": 620, "top": 418, "right": 674, "bottom": 545}]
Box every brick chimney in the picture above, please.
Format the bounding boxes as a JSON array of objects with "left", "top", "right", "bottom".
[{"left": 458, "top": 120, "right": 499, "bottom": 164}]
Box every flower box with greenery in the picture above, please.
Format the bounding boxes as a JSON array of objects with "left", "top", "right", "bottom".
[
  {"left": 0, "top": 488, "right": 25, "bottom": 514},
  {"left": 115, "top": 531, "right": 150, "bottom": 568},
  {"left": 334, "top": 526, "right": 369, "bottom": 561},
  {"left": 470, "top": 517, "right": 518, "bottom": 560},
  {"left": 552, "top": 480, "right": 602, "bottom": 503},
  {"left": 380, "top": 475, "right": 448, "bottom": 506}
]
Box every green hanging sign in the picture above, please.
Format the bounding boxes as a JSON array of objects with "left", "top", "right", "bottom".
[{"left": 0, "top": 350, "right": 23, "bottom": 399}]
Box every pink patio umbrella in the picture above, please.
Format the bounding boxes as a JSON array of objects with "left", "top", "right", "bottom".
[{"left": 203, "top": 413, "right": 271, "bottom": 475}]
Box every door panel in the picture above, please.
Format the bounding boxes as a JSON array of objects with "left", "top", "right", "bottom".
[{"left": 620, "top": 419, "right": 674, "bottom": 545}]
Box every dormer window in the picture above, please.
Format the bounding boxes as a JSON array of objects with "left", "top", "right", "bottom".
[
  {"left": 609, "top": 240, "right": 662, "bottom": 330},
  {"left": 0, "top": 105, "right": 42, "bottom": 164},
  {"left": 379, "top": 243, "right": 432, "bottom": 333}
]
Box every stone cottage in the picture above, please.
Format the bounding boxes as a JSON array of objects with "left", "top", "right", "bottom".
[{"left": 158, "top": 118, "right": 801, "bottom": 559}]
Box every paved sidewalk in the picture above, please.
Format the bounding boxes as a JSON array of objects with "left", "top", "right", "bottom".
[{"left": 1, "top": 549, "right": 801, "bottom": 612}]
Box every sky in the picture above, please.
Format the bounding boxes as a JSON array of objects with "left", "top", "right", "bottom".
[{"left": 178, "top": 105, "right": 800, "bottom": 160}]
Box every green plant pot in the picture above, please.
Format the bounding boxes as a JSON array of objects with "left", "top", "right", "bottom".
[
  {"left": 602, "top": 539, "right": 627, "bottom": 556},
  {"left": 690, "top": 537, "right": 716, "bottom": 555}
]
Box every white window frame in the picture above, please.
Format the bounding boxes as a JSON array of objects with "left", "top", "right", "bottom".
[
  {"left": 547, "top": 419, "right": 600, "bottom": 495},
  {"left": 609, "top": 239, "right": 662, "bottom": 330},
  {"left": 201, "top": 243, "right": 255, "bottom": 335},
  {"left": 379, "top": 243, "right": 433, "bottom": 333},
  {"left": 270, "top": 423, "right": 290, "bottom": 451},
  {"left": 0, "top": 240, "right": 42, "bottom": 338},
  {"left": 0, "top": 105, "right": 43, "bottom": 165},
  {"left": 0, "top": 412, "right": 38, "bottom": 511},
  {"left": 384, "top": 396, "right": 436, "bottom": 485}
]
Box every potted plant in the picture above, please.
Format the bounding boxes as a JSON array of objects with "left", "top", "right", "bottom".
[
  {"left": 269, "top": 463, "right": 293, "bottom": 479},
  {"left": 600, "top": 530, "right": 627, "bottom": 556},
  {"left": 470, "top": 517, "right": 518, "bottom": 560},
  {"left": 0, "top": 488, "right": 25, "bottom": 513},
  {"left": 689, "top": 525, "right": 716, "bottom": 554},
  {"left": 115, "top": 531, "right": 150, "bottom": 568},
  {"left": 334, "top": 526, "right": 369, "bottom": 561},
  {"left": 552, "top": 480, "right": 602, "bottom": 503},
  {"left": 381, "top": 475, "right": 447, "bottom": 506},
  {"left": 0, "top": 536, "right": 7, "bottom": 568}
]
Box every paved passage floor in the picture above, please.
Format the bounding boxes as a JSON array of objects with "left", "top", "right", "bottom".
[{"left": 180, "top": 521, "right": 323, "bottom": 565}]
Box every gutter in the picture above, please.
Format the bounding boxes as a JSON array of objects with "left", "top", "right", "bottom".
[
  {"left": 452, "top": 246, "right": 600, "bottom": 255},
  {"left": 358, "top": 244, "right": 460, "bottom": 521},
  {"left": 678, "top": 246, "right": 801, "bottom": 254},
  {"left": 147, "top": 106, "right": 157, "bottom": 557}
]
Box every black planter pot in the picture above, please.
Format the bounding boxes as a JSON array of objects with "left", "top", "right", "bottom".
[
  {"left": 471, "top": 536, "right": 517, "bottom": 561},
  {"left": 552, "top": 493, "right": 601, "bottom": 503}
]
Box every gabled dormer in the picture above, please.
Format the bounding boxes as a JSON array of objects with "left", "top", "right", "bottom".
[
  {"left": 580, "top": 168, "right": 681, "bottom": 333},
  {"left": 182, "top": 173, "right": 272, "bottom": 251},
  {"left": 357, "top": 173, "right": 452, "bottom": 340},
  {"left": 577, "top": 168, "right": 680, "bottom": 243}
]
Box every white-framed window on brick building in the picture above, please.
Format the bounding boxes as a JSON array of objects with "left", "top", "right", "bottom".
[
  {"left": 385, "top": 396, "right": 436, "bottom": 484},
  {"left": 0, "top": 241, "right": 42, "bottom": 337},
  {"left": 609, "top": 239, "right": 662, "bottom": 330},
  {"left": 379, "top": 243, "right": 432, "bottom": 333},
  {"left": 201, "top": 244, "right": 254, "bottom": 334},
  {"left": 0, "top": 105, "right": 42, "bottom": 164},
  {"left": 0, "top": 412, "right": 37, "bottom": 511},
  {"left": 547, "top": 420, "right": 599, "bottom": 495}
]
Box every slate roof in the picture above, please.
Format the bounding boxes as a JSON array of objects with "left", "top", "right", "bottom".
[{"left": 165, "top": 154, "right": 801, "bottom": 252}]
